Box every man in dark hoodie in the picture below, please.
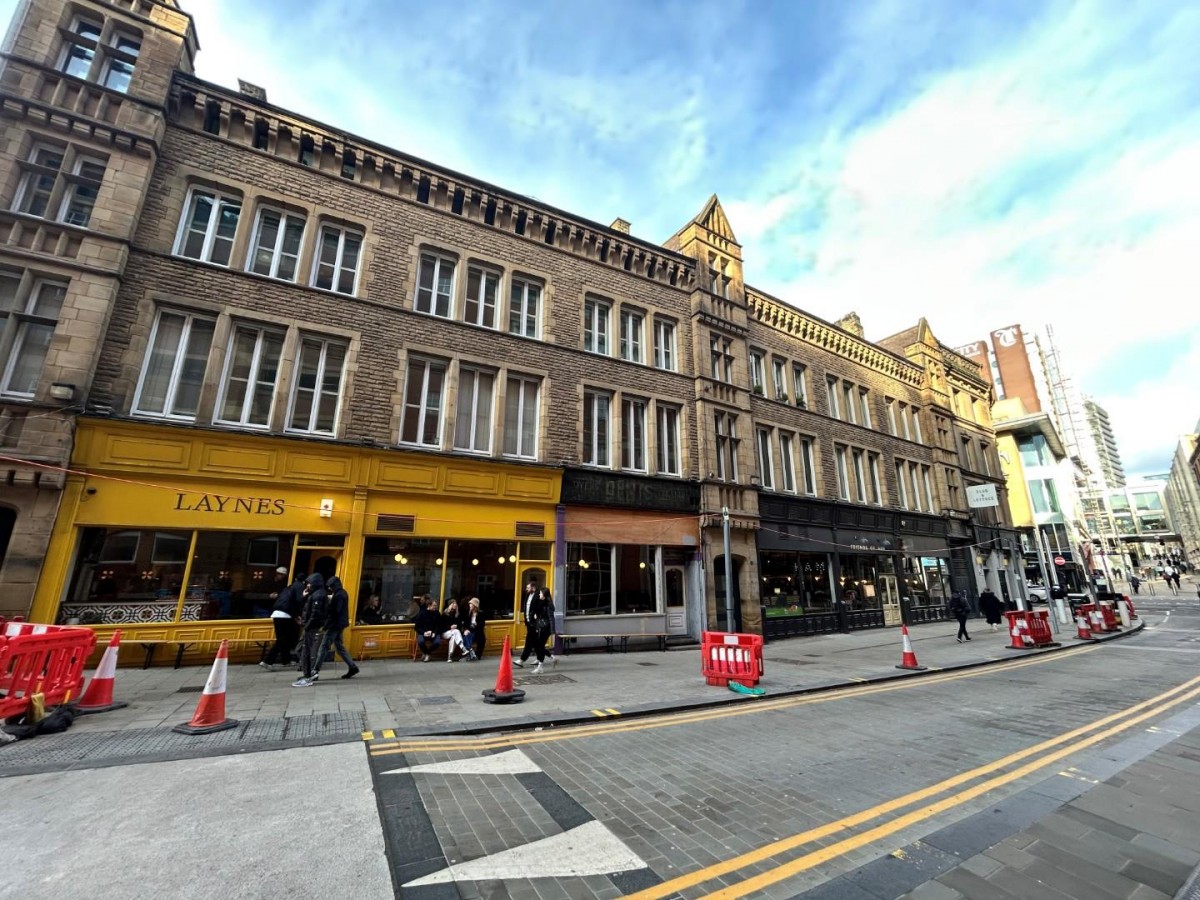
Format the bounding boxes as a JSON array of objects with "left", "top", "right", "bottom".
[
  {"left": 262, "top": 570, "right": 304, "bottom": 671},
  {"left": 293, "top": 573, "right": 328, "bottom": 687},
  {"left": 313, "top": 575, "right": 359, "bottom": 680}
]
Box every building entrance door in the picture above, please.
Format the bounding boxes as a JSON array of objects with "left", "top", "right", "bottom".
[
  {"left": 879, "top": 574, "right": 901, "bottom": 626},
  {"left": 664, "top": 565, "right": 687, "bottom": 635}
]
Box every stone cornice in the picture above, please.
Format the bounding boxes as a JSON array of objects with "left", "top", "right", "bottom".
[{"left": 745, "top": 289, "right": 923, "bottom": 386}]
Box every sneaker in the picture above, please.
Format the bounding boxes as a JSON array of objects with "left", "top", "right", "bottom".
[
  {"left": 422, "top": 654, "right": 430, "bottom": 662},
  {"left": 341, "top": 667, "right": 359, "bottom": 680},
  {"left": 448, "top": 656, "right": 456, "bottom": 663},
  {"left": 513, "top": 659, "right": 525, "bottom": 668},
  {"left": 550, "top": 654, "right": 558, "bottom": 668},
  {"left": 468, "top": 651, "right": 477, "bottom": 661},
  {"left": 292, "top": 678, "right": 312, "bottom": 687},
  {"left": 311, "top": 672, "right": 320, "bottom": 682},
  {"left": 532, "top": 663, "right": 544, "bottom": 675},
  {"left": 258, "top": 661, "right": 273, "bottom": 671}
]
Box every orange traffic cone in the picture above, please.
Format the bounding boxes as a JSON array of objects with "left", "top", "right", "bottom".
[
  {"left": 76, "top": 630, "right": 129, "bottom": 714},
  {"left": 1075, "top": 614, "right": 1093, "bottom": 641},
  {"left": 895, "top": 624, "right": 927, "bottom": 671},
  {"left": 481, "top": 636, "right": 526, "bottom": 704},
  {"left": 173, "top": 640, "right": 239, "bottom": 734}
]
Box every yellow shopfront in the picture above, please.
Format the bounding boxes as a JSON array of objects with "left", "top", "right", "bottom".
[{"left": 30, "top": 419, "right": 560, "bottom": 665}]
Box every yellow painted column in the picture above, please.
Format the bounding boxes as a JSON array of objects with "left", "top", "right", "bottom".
[{"left": 29, "top": 474, "right": 87, "bottom": 622}]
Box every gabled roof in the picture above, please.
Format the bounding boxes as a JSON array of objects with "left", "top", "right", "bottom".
[{"left": 667, "top": 194, "right": 740, "bottom": 247}]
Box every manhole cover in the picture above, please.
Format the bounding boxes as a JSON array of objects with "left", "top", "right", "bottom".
[
  {"left": 513, "top": 673, "right": 575, "bottom": 685},
  {"left": 416, "top": 696, "right": 457, "bottom": 706}
]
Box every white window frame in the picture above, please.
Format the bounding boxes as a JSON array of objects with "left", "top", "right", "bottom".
[
  {"left": 868, "top": 453, "right": 883, "bottom": 505},
  {"left": 58, "top": 16, "right": 101, "bottom": 80},
  {"left": 779, "top": 433, "right": 797, "bottom": 493},
  {"left": 922, "top": 466, "right": 936, "bottom": 512},
  {"left": 793, "top": 364, "right": 809, "bottom": 408},
  {"left": 910, "top": 407, "right": 923, "bottom": 442},
  {"left": 311, "top": 224, "right": 362, "bottom": 295},
  {"left": 886, "top": 398, "right": 897, "bottom": 435},
  {"left": 453, "top": 366, "right": 495, "bottom": 454},
  {"left": 710, "top": 335, "right": 734, "bottom": 383},
  {"left": 656, "top": 403, "right": 681, "bottom": 476},
  {"left": 57, "top": 155, "right": 106, "bottom": 227},
  {"left": 0, "top": 278, "right": 67, "bottom": 398},
  {"left": 414, "top": 251, "right": 456, "bottom": 317},
  {"left": 503, "top": 374, "right": 539, "bottom": 459},
  {"left": 756, "top": 427, "right": 774, "bottom": 490},
  {"left": 463, "top": 264, "right": 500, "bottom": 329},
  {"left": 100, "top": 29, "right": 140, "bottom": 93},
  {"left": 214, "top": 323, "right": 284, "bottom": 428},
  {"left": 584, "top": 297, "right": 611, "bottom": 355},
  {"left": 851, "top": 448, "right": 867, "bottom": 502},
  {"left": 715, "top": 412, "right": 739, "bottom": 482},
  {"left": 620, "top": 396, "right": 648, "bottom": 472},
  {"left": 174, "top": 187, "right": 242, "bottom": 266},
  {"left": 842, "top": 381, "right": 857, "bottom": 425},
  {"left": 583, "top": 389, "right": 612, "bottom": 467},
  {"left": 826, "top": 375, "right": 840, "bottom": 419},
  {"left": 858, "top": 388, "right": 872, "bottom": 429},
  {"left": 909, "top": 462, "right": 923, "bottom": 511},
  {"left": 653, "top": 319, "right": 676, "bottom": 371},
  {"left": 247, "top": 207, "right": 306, "bottom": 281},
  {"left": 508, "top": 277, "right": 540, "bottom": 338},
  {"left": 132, "top": 308, "right": 215, "bottom": 420},
  {"left": 750, "top": 351, "right": 766, "bottom": 394},
  {"left": 619, "top": 308, "right": 644, "bottom": 364},
  {"left": 835, "top": 444, "right": 850, "bottom": 500},
  {"left": 899, "top": 402, "right": 912, "bottom": 440},
  {"left": 13, "top": 144, "right": 64, "bottom": 219},
  {"left": 896, "top": 462, "right": 909, "bottom": 509},
  {"left": 285, "top": 335, "right": 347, "bottom": 436},
  {"left": 771, "top": 358, "right": 787, "bottom": 401},
  {"left": 399, "top": 357, "right": 447, "bottom": 448},
  {"left": 798, "top": 437, "right": 816, "bottom": 495}
]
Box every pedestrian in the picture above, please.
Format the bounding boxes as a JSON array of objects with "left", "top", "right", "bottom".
[
  {"left": 413, "top": 596, "right": 442, "bottom": 661},
  {"left": 440, "top": 598, "right": 468, "bottom": 662},
  {"left": 539, "top": 586, "right": 558, "bottom": 667},
  {"left": 978, "top": 588, "right": 1003, "bottom": 633},
  {"left": 1165, "top": 566, "right": 1179, "bottom": 595},
  {"left": 514, "top": 580, "right": 554, "bottom": 673},
  {"left": 1171, "top": 570, "right": 1182, "bottom": 592},
  {"left": 262, "top": 568, "right": 303, "bottom": 670},
  {"left": 948, "top": 591, "right": 971, "bottom": 643},
  {"left": 293, "top": 573, "right": 328, "bottom": 687},
  {"left": 1130, "top": 575, "right": 1141, "bottom": 595},
  {"left": 459, "top": 597, "right": 486, "bottom": 660},
  {"left": 313, "top": 575, "right": 359, "bottom": 680}
]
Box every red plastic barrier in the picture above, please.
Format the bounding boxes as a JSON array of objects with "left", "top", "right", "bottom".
[
  {"left": 1003, "top": 610, "right": 1056, "bottom": 649},
  {"left": 1097, "top": 601, "right": 1120, "bottom": 631},
  {"left": 701, "top": 631, "right": 763, "bottom": 687},
  {"left": 0, "top": 624, "right": 96, "bottom": 720}
]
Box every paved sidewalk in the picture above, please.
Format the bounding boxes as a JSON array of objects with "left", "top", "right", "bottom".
[{"left": 1, "top": 614, "right": 1138, "bottom": 767}]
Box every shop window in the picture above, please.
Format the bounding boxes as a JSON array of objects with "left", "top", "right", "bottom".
[
  {"left": 187, "top": 531, "right": 296, "bottom": 620},
  {"left": 151, "top": 531, "right": 189, "bottom": 565},
  {"left": 133, "top": 309, "right": 216, "bottom": 420},
  {"left": 453, "top": 366, "right": 495, "bottom": 454},
  {"left": 415, "top": 251, "right": 456, "bottom": 317},
  {"left": 503, "top": 374, "right": 539, "bottom": 459},
  {"left": 0, "top": 276, "right": 67, "bottom": 398},
  {"left": 247, "top": 207, "right": 306, "bottom": 281},
  {"left": 359, "top": 537, "right": 447, "bottom": 623},
  {"left": 400, "top": 357, "right": 447, "bottom": 447},
  {"left": 312, "top": 224, "right": 363, "bottom": 295},
  {"left": 444, "top": 539, "right": 518, "bottom": 620},
  {"left": 461, "top": 264, "right": 499, "bottom": 328},
  {"left": 508, "top": 277, "right": 541, "bottom": 338},
  {"left": 566, "top": 543, "right": 659, "bottom": 616},
  {"left": 61, "top": 527, "right": 191, "bottom": 625},
  {"left": 215, "top": 324, "right": 284, "bottom": 428},
  {"left": 174, "top": 188, "right": 241, "bottom": 266}
]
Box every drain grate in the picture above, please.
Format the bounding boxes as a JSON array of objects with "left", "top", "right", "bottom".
[
  {"left": 513, "top": 673, "right": 575, "bottom": 685},
  {"left": 176, "top": 685, "right": 203, "bottom": 693},
  {"left": 416, "top": 695, "right": 457, "bottom": 706},
  {"left": 635, "top": 662, "right": 658, "bottom": 667},
  {"left": 771, "top": 658, "right": 816, "bottom": 667}
]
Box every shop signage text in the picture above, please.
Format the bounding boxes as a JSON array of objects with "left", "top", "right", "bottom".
[
  {"left": 966, "top": 483, "right": 999, "bottom": 508},
  {"left": 561, "top": 471, "right": 700, "bottom": 512},
  {"left": 174, "top": 492, "right": 286, "bottom": 515}
]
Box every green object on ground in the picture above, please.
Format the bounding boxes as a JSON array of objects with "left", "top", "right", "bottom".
[{"left": 728, "top": 681, "right": 766, "bottom": 696}]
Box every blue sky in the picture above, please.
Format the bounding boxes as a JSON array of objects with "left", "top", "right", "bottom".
[{"left": 7, "top": 0, "right": 1197, "bottom": 476}]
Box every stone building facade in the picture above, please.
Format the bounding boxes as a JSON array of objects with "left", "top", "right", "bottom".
[{"left": 3, "top": 0, "right": 1018, "bottom": 657}]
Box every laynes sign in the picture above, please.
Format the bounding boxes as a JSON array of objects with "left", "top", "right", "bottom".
[
  {"left": 965, "top": 483, "right": 999, "bottom": 509},
  {"left": 173, "top": 492, "right": 286, "bottom": 515}
]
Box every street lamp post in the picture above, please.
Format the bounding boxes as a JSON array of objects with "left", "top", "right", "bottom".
[{"left": 722, "top": 506, "right": 735, "bottom": 633}]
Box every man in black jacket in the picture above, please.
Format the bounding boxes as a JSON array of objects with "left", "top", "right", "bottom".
[
  {"left": 313, "top": 575, "right": 359, "bottom": 680},
  {"left": 294, "top": 573, "right": 328, "bottom": 687},
  {"left": 262, "top": 569, "right": 303, "bottom": 670}
]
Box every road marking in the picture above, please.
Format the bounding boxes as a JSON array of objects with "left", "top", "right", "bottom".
[
  {"left": 361, "top": 731, "right": 374, "bottom": 741},
  {"left": 402, "top": 820, "right": 647, "bottom": 886},
  {"left": 382, "top": 748, "right": 542, "bottom": 776},
  {"left": 381, "top": 728, "right": 395, "bottom": 739},
  {"left": 621, "top": 673, "right": 1200, "bottom": 900},
  {"left": 369, "top": 647, "right": 1100, "bottom": 756},
  {"left": 590, "top": 708, "right": 621, "bottom": 717}
]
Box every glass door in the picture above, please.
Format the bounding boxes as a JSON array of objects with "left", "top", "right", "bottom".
[{"left": 879, "top": 574, "right": 901, "bottom": 626}]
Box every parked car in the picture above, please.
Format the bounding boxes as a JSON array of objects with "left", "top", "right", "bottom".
[{"left": 1026, "top": 583, "right": 1048, "bottom": 603}]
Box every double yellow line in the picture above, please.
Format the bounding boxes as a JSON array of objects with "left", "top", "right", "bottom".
[
  {"left": 367, "top": 648, "right": 1095, "bottom": 757},
  {"left": 630, "top": 673, "right": 1200, "bottom": 899}
]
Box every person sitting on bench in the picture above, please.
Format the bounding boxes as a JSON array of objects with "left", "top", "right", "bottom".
[{"left": 413, "top": 595, "right": 442, "bottom": 662}]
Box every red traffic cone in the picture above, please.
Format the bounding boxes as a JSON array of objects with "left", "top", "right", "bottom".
[
  {"left": 173, "top": 640, "right": 239, "bottom": 734},
  {"left": 76, "top": 630, "right": 129, "bottom": 714},
  {"left": 895, "top": 624, "right": 927, "bottom": 671},
  {"left": 1075, "top": 614, "right": 1093, "bottom": 641},
  {"left": 481, "top": 636, "right": 526, "bottom": 704}
]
